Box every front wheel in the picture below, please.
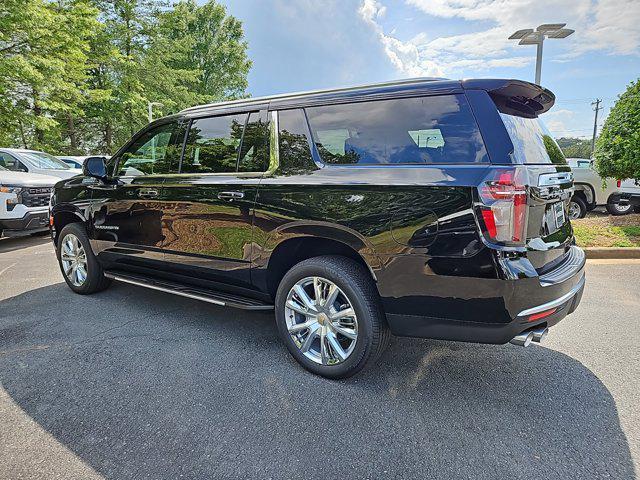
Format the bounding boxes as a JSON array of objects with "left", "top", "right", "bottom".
[
  {"left": 275, "top": 256, "right": 390, "bottom": 379},
  {"left": 56, "top": 223, "right": 112, "bottom": 294},
  {"left": 606, "top": 202, "right": 632, "bottom": 216},
  {"left": 568, "top": 196, "right": 587, "bottom": 220}
]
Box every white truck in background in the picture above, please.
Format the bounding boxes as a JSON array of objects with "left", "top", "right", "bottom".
[
  {"left": 0, "top": 165, "right": 58, "bottom": 237},
  {"left": 567, "top": 158, "right": 640, "bottom": 219}
]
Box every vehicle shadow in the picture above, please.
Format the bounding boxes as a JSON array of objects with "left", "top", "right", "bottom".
[
  {"left": 0, "top": 282, "right": 635, "bottom": 480},
  {"left": 0, "top": 234, "right": 50, "bottom": 254}
]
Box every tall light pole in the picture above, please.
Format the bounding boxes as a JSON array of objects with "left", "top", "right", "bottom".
[
  {"left": 508, "top": 24, "right": 574, "bottom": 85},
  {"left": 147, "top": 101, "right": 163, "bottom": 122},
  {"left": 591, "top": 98, "right": 603, "bottom": 157}
]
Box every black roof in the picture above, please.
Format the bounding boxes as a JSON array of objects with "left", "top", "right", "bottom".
[{"left": 176, "top": 77, "right": 555, "bottom": 118}]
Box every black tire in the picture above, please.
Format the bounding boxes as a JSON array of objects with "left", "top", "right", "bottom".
[
  {"left": 568, "top": 196, "right": 587, "bottom": 220},
  {"left": 633, "top": 205, "right": 640, "bottom": 214},
  {"left": 56, "top": 223, "right": 111, "bottom": 294},
  {"left": 275, "top": 255, "right": 390, "bottom": 379},
  {"left": 606, "top": 202, "right": 633, "bottom": 216}
]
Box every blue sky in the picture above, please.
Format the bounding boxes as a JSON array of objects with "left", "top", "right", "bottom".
[{"left": 217, "top": 0, "right": 640, "bottom": 140}]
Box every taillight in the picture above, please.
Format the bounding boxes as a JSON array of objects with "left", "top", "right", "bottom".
[
  {"left": 477, "top": 168, "right": 528, "bottom": 245},
  {"left": 617, "top": 179, "right": 621, "bottom": 188}
]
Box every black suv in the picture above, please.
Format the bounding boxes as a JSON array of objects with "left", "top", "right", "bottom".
[{"left": 50, "top": 78, "right": 585, "bottom": 378}]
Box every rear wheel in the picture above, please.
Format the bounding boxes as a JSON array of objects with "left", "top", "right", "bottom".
[
  {"left": 56, "top": 223, "right": 111, "bottom": 294},
  {"left": 568, "top": 196, "right": 587, "bottom": 220},
  {"left": 275, "top": 255, "right": 390, "bottom": 379},
  {"left": 606, "top": 202, "right": 632, "bottom": 216}
]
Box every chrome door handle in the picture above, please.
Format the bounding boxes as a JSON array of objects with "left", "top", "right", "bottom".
[
  {"left": 217, "top": 191, "right": 244, "bottom": 201},
  {"left": 139, "top": 188, "right": 159, "bottom": 198}
]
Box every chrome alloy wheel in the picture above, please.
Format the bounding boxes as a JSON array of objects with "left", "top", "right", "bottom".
[
  {"left": 60, "top": 233, "right": 88, "bottom": 287},
  {"left": 284, "top": 276, "right": 358, "bottom": 366},
  {"left": 568, "top": 201, "right": 582, "bottom": 220}
]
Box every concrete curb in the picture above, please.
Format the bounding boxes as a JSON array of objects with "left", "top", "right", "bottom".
[{"left": 584, "top": 247, "right": 640, "bottom": 259}]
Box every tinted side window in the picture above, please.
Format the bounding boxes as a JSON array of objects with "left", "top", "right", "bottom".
[
  {"left": 500, "top": 114, "right": 567, "bottom": 165},
  {"left": 117, "top": 122, "right": 183, "bottom": 176},
  {"left": 305, "top": 95, "right": 488, "bottom": 165},
  {"left": 277, "top": 109, "right": 315, "bottom": 174},
  {"left": 238, "top": 111, "right": 269, "bottom": 172},
  {"left": 0, "top": 153, "right": 26, "bottom": 172},
  {"left": 182, "top": 114, "right": 247, "bottom": 174}
]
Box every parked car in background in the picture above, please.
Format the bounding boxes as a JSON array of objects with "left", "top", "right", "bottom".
[
  {"left": 0, "top": 148, "right": 82, "bottom": 179},
  {"left": 567, "top": 158, "right": 640, "bottom": 218},
  {"left": 50, "top": 78, "right": 585, "bottom": 378},
  {"left": 57, "top": 155, "right": 89, "bottom": 169},
  {"left": 0, "top": 165, "right": 57, "bottom": 237}
]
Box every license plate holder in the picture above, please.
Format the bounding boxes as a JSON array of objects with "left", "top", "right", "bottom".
[{"left": 553, "top": 202, "right": 565, "bottom": 229}]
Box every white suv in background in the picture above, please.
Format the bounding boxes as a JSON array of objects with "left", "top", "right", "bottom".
[
  {"left": 0, "top": 165, "right": 58, "bottom": 237},
  {"left": 0, "top": 148, "right": 82, "bottom": 179},
  {"left": 568, "top": 158, "right": 640, "bottom": 218}
]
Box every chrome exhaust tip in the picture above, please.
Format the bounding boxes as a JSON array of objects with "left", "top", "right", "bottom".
[
  {"left": 510, "top": 331, "right": 534, "bottom": 347},
  {"left": 531, "top": 326, "right": 549, "bottom": 343}
]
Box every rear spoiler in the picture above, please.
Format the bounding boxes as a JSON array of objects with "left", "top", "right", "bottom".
[{"left": 462, "top": 79, "right": 555, "bottom": 118}]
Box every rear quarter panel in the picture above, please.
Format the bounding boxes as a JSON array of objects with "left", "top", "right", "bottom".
[{"left": 252, "top": 164, "right": 506, "bottom": 320}]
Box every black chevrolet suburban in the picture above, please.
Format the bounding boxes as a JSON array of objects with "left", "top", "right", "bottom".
[{"left": 50, "top": 78, "right": 585, "bottom": 378}]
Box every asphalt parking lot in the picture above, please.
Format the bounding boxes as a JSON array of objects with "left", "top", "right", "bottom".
[{"left": 1, "top": 235, "right": 638, "bottom": 480}]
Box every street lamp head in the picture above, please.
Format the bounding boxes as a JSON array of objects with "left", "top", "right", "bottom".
[
  {"left": 546, "top": 28, "right": 574, "bottom": 39},
  {"left": 508, "top": 28, "right": 534, "bottom": 40},
  {"left": 519, "top": 33, "right": 543, "bottom": 45},
  {"left": 536, "top": 23, "right": 567, "bottom": 32}
]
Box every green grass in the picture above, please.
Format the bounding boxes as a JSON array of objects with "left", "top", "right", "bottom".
[{"left": 573, "top": 224, "right": 640, "bottom": 248}]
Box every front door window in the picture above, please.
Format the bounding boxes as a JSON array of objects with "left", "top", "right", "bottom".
[{"left": 116, "top": 122, "right": 183, "bottom": 176}]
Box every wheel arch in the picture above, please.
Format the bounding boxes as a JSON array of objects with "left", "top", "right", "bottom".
[
  {"left": 264, "top": 234, "right": 378, "bottom": 299},
  {"left": 573, "top": 183, "right": 596, "bottom": 207},
  {"left": 51, "top": 206, "right": 86, "bottom": 245}
]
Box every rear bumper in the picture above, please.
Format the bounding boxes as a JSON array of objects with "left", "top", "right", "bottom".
[
  {"left": 385, "top": 246, "right": 586, "bottom": 344},
  {"left": 608, "top": 192, "right": 640, "bottom": 206},
  {"left": 0, "top": 210, "right": 49, "bottom": 236}
]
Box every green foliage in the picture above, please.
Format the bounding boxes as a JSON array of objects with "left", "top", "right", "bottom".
[
  {"left": 555, "top": 137, "right": 592, "bottom": 159},
  {"left": 542, "top": 135, "right": 567, "bottom": 165},
  {"left": 594, "top": 79, "right": 640, "bottom": 180},
  {"left": 0, "top": 0, "right": 99, "bottom": 151},
  {"left": 0, "top": 0, "right": 251, "bottom": 155}
]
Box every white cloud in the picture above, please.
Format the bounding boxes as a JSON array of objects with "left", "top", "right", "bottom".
[
  {"left": 359, "top": 0, "right": 444, "bottom": 77},
  {"left": 359, "top": 0, "right": 640, "bottom": 78},
  {"left": 542, "top": 109, "right": 575, "bottom": 137}
]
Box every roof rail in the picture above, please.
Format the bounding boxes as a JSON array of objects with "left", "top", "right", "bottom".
[{"left": 180, "top": 77, "right": 449, "bottom": 114}]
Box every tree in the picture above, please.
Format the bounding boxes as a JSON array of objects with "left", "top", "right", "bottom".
[
  {"left": 151, "top": 0, "right": 251, "bottom": 104},
  {"left": 0, "top": 0, "right": 99, "bottom": 151},
  {"left": 0, "top": 0, "right": 251, "bottom": 154},
  {"left": 594, "top": 79, "right": 640, "bottom": 180},
  {"left": 556, "top": 137, "right": 592, "bottom": 159}
]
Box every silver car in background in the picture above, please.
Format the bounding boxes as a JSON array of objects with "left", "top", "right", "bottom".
[{"left": 0, "top": 148, "right": 82, "bottom": 179}]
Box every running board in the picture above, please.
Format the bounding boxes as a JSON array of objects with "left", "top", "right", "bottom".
[{"left": 104, "top": 272, "right": 274, "bottom": 311}]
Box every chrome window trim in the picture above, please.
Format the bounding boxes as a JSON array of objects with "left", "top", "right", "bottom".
[{"left": 268, "top": 110, "right": 279, "bottom": 174}]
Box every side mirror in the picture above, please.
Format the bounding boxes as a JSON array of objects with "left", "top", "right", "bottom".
[{"left": 83, "top": 156, "right": 108, "bottom": 180}]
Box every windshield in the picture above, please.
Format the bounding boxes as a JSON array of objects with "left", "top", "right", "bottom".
[
  {"left": 21, "top": 151, "right": 70, "bottom": 170},
  {"left": 500, "top": 114, "right": 567, "bottom": 165}
]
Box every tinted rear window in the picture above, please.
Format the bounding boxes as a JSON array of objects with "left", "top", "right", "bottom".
[
  {"left": 500, "top": 114, "right": 567, "bottom": 165},
  {"left": 305, "top": 94, "right": 488, "bottom": 165}
]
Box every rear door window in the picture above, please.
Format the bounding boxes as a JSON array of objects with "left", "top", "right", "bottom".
[
  {"left": 238, "top": 111, "right": 269, "bottom": 173},
  {"left": 277, "top": 109, "right": 315, "bottom": 173},
  {"left": 500, "top": 114, "right": 567, "bottom": 165},
  {"left": 305, "top": 94, "right": 488, "bottom": 165},
  {"left": 182, "top": 114, "right": 248, "bottom": 174}
]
